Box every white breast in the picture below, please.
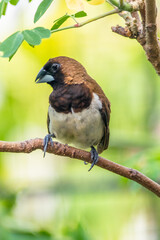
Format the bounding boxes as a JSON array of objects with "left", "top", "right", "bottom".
[{"left": 48, "top": 93, "right": 104, "bottom": 149}]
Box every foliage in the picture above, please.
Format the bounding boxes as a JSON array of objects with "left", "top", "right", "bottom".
[
  {"left": 34, "top": 0, "right": 54, "bottom": 24},
  {"left": 0, "top": 27, "right": 51, "bottom": 60},
  {"left": 0, "top": 0, "right": 88, "bottom": 58},
  {"left": 0, "top": 0, "right": 134, "bottom": 59},
  {"left": 51, "top": 11, "right": 87, "bottom": 30}
]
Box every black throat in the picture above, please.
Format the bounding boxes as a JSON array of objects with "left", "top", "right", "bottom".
[{"left": 49, "top": 83, "right": 92, "bottom": 114}]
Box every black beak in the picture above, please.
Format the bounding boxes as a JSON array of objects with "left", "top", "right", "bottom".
[{"left": 35, "top": 68, "right": 54, "bottom": 83}]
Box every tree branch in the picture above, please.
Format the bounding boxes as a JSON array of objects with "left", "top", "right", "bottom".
[
  {"left": 111, "top": 0, "right": 160, "bottom": 75},
  {"left": 51, "top": 9, "right": 121, "bottom": 34},
  {"left": 0, "top": 139, "right": 160, "bottom": 197},
  {"left": 144, "top": 0, "right": 160, "bottom": 74},
  {"left": 51, "top": 0, "right": 143, "bottom": 35}
]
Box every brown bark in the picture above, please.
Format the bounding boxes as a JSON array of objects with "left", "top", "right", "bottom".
[
  {"left": 0, "top": 138, "right": 160, "bottom": 197},
  {"left": 112, "top": 0, "right": 160, "bottom": 75},
  {"left": 111, "top": 25, "right": 133, "bottom": 38},
  {"left": 144, "top": 0, "right": 160, "bottom": 74}
]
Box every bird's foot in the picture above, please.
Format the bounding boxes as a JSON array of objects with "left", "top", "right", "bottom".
[
  {"left": 88, "top": 146, "right": 99, "bottom": 171},
  {"left": 43, "top": 133, "right": 55, "bottom": 157}
]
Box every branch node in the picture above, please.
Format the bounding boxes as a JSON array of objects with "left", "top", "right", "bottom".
[
  {"left": 111, "top": 25, "right": 133, "bottom": 38},
  {"left": 74, "top": 23, "right": 80, "bottom": 27},
  {"left": 129, "top": 169, "right": 138, "bottom": 178},
  {"left": 146, "top": 23, "right": 157, "bottom": 32}
]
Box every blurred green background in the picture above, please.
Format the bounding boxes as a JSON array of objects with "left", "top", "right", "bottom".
[{"left": 0, "top": 1, "right": 160, "bottom": 239}]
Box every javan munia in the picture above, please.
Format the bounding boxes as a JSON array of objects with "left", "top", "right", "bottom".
[{"left": 35, "top": 56, "right": 111, "bottom": 171}]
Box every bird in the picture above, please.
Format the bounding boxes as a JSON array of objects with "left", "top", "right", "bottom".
[{"left": 35, "top": 56, "right": 111, "bottom": 171}]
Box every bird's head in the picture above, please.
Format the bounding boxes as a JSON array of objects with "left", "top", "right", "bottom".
[{"left": 35, "top": 56, "right": 87, "bottom": 88}]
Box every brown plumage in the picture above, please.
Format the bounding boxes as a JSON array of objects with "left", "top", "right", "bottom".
[{"left": 35, "top": 56, "right": 111, "bottom": 170}]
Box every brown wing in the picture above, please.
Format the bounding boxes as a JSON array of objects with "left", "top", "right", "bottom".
[
  {"left": 47, "top": 111, "right": 50, "bottom": 134},
  {"left": 97, "top": 97, "right": 111, "bottom": 154},
  {"left": 85, "top": 77, "right": 111, "bottom": 154}
]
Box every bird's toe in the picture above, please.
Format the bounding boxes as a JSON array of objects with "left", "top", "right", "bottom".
[
  {"left": 84, "top": 161, "right": 88, "bottom": 165},
  {"left": 88, "top": 146, "right": 99, "bottom": 171},
  {"left": 43, "top": 133, "right": 55, "bottom": 157}
]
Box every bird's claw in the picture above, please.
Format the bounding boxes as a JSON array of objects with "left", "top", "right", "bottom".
[
  {"left": 84, "top": 161, "right": 88, "bottom": 165},
  {"left": 43, "top": 134, "right": 54, "bottom": 157},
  {"left": 88, "top": 146, "right": 99, "bottom": 171}
]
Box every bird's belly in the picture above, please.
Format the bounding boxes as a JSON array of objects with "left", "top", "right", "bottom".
[{"left": 48, "top": 105, "right": 104, "bottom": 149}]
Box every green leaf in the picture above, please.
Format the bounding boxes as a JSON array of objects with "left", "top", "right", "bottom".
[
  {"left": 9, "top": 47, "right": 18, "bottom": 61},
  {"left": 0, "top": 0, "right": 4, "bottom": 17},
  {"left": 34, "top": 0, "right": 53, "bottom": 23},
  {"left": 10, "top": 229, "right": 52, "bottom": 240},
  {"left": 0, "top": 31, "right": 24, "bottom": 57},
  {"left": 51, "top": 14, "right": 70, "bottom": 30},
  {"left": 22, "top": 29, "right": 41, "bottom": 45},
  {"left": 10, "top": 0, "right": 20, "bottom": 5},
  {"left": 73, "top": 11, "right": 87, "bottom": 18},
  {"left": 2, "top": 2, "right": 7, "bottom": 15},
  {"left": 33, "top": 27, "right": 51, "bottom": 39}
]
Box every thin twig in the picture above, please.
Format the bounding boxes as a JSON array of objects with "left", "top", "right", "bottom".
[
  {"left": 0, "top": 139, "right": 160, "bottom": 197},
  {"left": 112, "top": 25, "right": 133, "bottom": 38},
  {"left": 51, "top": 9, "right": 121, "bottom": 34}
]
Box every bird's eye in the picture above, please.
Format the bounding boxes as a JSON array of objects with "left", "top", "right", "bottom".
[{"left": 51, "top": 63, "right": 60, "bottom": 72}]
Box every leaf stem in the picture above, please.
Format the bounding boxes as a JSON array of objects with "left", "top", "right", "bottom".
[
  {"left": 70, "top": 15, "right": 79, "bottom": 24},
  {"left": 51, "top": 9, "right": 120, "bottom": 34}
]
